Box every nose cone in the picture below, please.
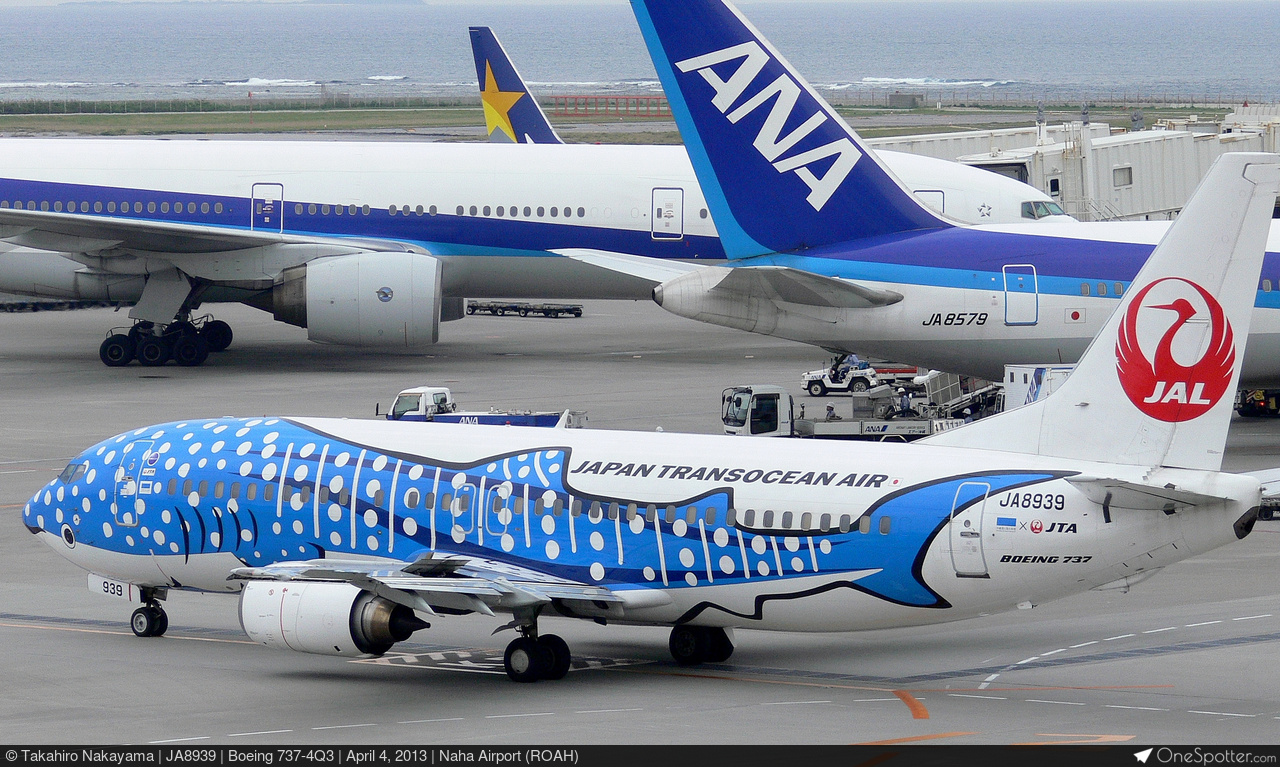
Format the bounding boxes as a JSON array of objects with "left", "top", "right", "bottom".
[{"left": 22, "top": 494, "right": 42, "bottom": 535}]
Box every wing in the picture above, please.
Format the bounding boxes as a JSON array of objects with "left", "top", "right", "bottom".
[
  {"left": 0, "top": 207, "right": 427, "bottom": 281},
  {"left": 229, "top": 551, "right": 628, "bottom": 620},
  {"left": 554, "top": 247, "right": 902, "bottom": 309}
]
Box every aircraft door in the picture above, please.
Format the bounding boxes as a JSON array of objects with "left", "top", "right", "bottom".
[
  {"left": 251, "top": 183, "right": 285, "bottom": 232},
  {"left": 113, "top": 440, "right": 154, "bottom": 527},
  {"left": 913, "top": 189, "right": 945, "bottom": 214},
  {"left": 1002, "top": 264, "right": 1039, "bottom": 325},
  {"left": 949, "top": 481, "right": 991, "bottom": 578},
  {"left": 652, "top": 188, "right": 684, "bottom": 240}
]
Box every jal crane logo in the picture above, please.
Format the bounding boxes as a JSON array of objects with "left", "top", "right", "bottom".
[{"left": 1115, "top": 277, "right": 1235, "bottom": 422}]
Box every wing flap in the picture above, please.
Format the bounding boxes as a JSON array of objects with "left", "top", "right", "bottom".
[
  {"left": 553, "top": 248, "right": 704, "bottom": 284},
  {"left": 229, "top": 552, "right": 621, "bottom": 617},
  {"left": 709, "top": 265, "right": 903, "bottom": 309}
]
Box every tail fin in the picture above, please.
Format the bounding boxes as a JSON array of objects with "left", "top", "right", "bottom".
[
  {"left": 628, "top": 0, "right": 948, "bottom": 259},
  {"left": 926, "top": 153, "right": 1280, "bottom": 472},
  {"left": 469, "top": 26, "right": 563, "bottom": 145}
]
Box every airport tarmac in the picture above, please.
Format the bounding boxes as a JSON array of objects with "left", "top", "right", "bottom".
[{"left": 2, "top": 301, "right": 1280, "bottom": 745}]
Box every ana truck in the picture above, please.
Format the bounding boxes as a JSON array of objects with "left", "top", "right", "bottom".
[{"left": 382, "top": 386, "right": 586, "bottom": 428}]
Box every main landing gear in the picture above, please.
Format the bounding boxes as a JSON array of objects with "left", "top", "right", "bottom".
[
  {"left": 129, "top": 591, "right": 169, "bottom": 638},
  {"left": 668, "top": 626, "right": 734, "bottom": 666},
  {"left": 99, "top": 316, "right": 233, "bottom": 368},
  {"left": 503, "top": 624, "right": 572, "bottom": 683}
]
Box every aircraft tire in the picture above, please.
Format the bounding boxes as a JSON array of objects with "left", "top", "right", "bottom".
[
  {"left": 201, "top": 320, "right": 233, "bottom": 352},
  {"left": 130, "top": 606, "right": 165, "bottom": 638},
  {"left": 704, "top": 628, "right": 734, "bottom": 663},
  {"left": 99, "top": 334, "right": 136, "bottom": 367},
  {"left": 136, "top": 337, "right": 170, "bottom": 367},
  {"left": 537, "top": 634, "right": 572, "bottom": 680},
  {"left": 668, "top": 625, "right": 710, "bottom": 666},
  {"left": 808, "top": 381, "right": 826, "bottom": 397},
  {"left": 504, "top": 636, "right": 550, "bottom": 683},
  {"left": 172, "top": 335, "right": 210, "bottom": 367}
]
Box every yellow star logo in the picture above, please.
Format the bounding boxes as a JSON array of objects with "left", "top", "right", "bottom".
[{"left": 480, "top": 62, "right": 526, "bottom": 143}]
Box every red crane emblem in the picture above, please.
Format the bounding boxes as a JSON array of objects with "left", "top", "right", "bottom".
[{"left": 1116, "top": 277, "right": 1235, "bottom": 422}]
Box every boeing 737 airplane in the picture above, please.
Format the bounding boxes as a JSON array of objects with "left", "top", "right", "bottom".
[
  {"left": 468, "top": 24, "right": 1069, "bottom": 227},
  {"left": 22, "top": 151, "right": 1279, "bottom": 681}
]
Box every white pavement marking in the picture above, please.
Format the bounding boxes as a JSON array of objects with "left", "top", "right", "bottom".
[
  {"left": 1040, "top": 649, "right": 1066, "bottom": 656},
  {"left": 398, "top": 718, "right": 464, "bottom": 724},
  {"left": 978, "top": 673, "right": 1000, "bottom": 690},
  {"left": 149, "top": 737, "right": 210, "bottom": 744},
  {"left": 1187, "top": 711, "right": 1256, "bottom": 717},
  {"left": 761, "top": 700, "right": 831, "bottom": 706},
  {"left": 1070, "top": 641, "right": 1098, "bottom": 648},
  {"left": 1104, "top": 634, "right": 1135, "bottom": 641},
  {"left": 312, "top": 723, "right": 377, "bottom": 730},
  {"left": 1185, "top": 621, "right": 1223, "bottom": 627},
  {"left": 1027, "top": 699, "right": 1086, "bottom": 706},
  {"left": 1106, "top": 705, "right": 1169, "bottom": 712},
  {"left": 949, "top": 694, "right": 1007, "bottom": 700},
  {"left": 228, "top": 730, "right": 294, "bottom": 737},
  {"left": 574, "top": 709, "right": 643, "bottom": 715},
  {"left": 0, "top": 469, "right": 36, "bottom": 475},
  {"left": 1143, "top": 627, "right": 1177, "bottom": 634},
  {"left": 1015, "top": 656, "right": 1039, "bottom": 664},
  {"left": 485, "top": 712, "right": 555, "bottom": 719},
  {"left": 850, "top": 698, "right": 898, "bottom": 703},
  {"left": 1232, "top": 614, "right": 1271, "bottom": 621}
]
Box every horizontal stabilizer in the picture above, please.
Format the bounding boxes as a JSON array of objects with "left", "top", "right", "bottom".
[
  {"left": 708, "top": 265, "right": 903, "bottom": 309},
  {"left": 554, "top": 247, "right": 704, "bottom": 284},
  {"left": 1067, "top": 476, "right": 1233, "bottom": 510},
  {"left": 1240, "top": 468, "right": 1280, "bottom": 499}
]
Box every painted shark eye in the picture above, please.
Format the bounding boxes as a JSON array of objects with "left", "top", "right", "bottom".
[{"left": 60, "top": 525, "right": 76, "bottom": 548}]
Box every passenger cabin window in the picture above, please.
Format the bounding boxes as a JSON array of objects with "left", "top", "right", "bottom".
[
  {"left": 1264, "top": 279, "right": 1273, "bottom": 293},
  {"left": 1081, "top": 283, "right": 1091, "bottom": 296}
]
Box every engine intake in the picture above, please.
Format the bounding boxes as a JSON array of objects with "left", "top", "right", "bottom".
[{"left": 239, "top": 581, "right": 429, "bottom": 657}]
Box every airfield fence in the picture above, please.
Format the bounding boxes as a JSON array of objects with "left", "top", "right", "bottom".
[{"left": 0, "top": 88, "right": 1271, "bottom": 117}]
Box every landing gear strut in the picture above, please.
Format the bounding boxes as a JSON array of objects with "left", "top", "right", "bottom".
[
  {"left": 502, "top": 620, "right": 572, "bottom": 683},
  {"left": 130, "top": 592, "right": 169, "bottom": 638},
  {"left": 99, "top": 315, "right": 232, "bottom": 368},
  {"left": 669, "top": 626, "right": 734, "bottom": 666}
]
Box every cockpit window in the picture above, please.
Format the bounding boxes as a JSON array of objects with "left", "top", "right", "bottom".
[
  {"left": 58, "top": 462, "right": 87, "bottom": 483},
  {"left": 1023, "top": 201, "right": 1067, "bottom": 220}
]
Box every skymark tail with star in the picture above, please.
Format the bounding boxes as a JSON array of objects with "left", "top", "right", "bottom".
[{"left": 469, "top": 26, "right": 563, "bottom": 145}]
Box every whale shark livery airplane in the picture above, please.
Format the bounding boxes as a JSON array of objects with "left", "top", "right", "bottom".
[{"left": 23, "top": 151, "right": 1278, "bottom": 681}]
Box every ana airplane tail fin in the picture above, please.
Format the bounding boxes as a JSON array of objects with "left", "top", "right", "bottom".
[
  {"left": 926, "top": 153, "right": 1280, "bottom": 472},
  {"left": 468, "top": 26, "right": 563, "bottom": 145},
  {"left": 628, "top": 0, "right": 948, "bottom": 259}
]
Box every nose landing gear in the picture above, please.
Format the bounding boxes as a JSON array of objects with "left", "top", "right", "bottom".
[
  {"left": 99, "top": 316, "right": 233, "bottom": 368},
  {"left": 129, "top": 591, "right": 169, "bottom": 638}
]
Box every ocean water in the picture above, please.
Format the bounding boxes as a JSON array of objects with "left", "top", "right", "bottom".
[{"left": 0, "top": 1, "right": 1275, "bottom": 103}]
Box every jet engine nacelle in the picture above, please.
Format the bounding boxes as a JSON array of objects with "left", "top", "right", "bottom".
[
  {"left": 268, "top": 252, "right": 442, "bottom": 348},
  {"left": 239, "top": 581, "right": 428, "bottom": 657}
]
